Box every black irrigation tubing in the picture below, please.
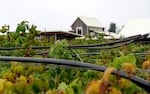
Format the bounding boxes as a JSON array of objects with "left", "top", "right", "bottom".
[
  {"left": 36, "top": 52, "right": 100, "bottom": 56},
  {"left": 0, "top": 47, "right": 23, "bottom": 50},
  {"left": 134, "top": 52, "right": 150, "bottom": 55},
  {"left": 35, "top": 52, "right": 150, "bottom": 57},
  {"left": 31, "top": 46, "right": 50, "bottom": 49},
  {"left": 137, "top": 69, "right": 150, "bottom": 74},
  {"left": 69, "top": 33, "right": 150, "bottom": 48},
  {"left": 73, "top": 52, "right": 150, "bottom": 56},
  {"left": 0, "top": 46, "right": 50, "bottom": 50},
  {"left": 141, "top": 41, "right": 150, "bottom": 44},
  {"left": 0, "top": 56, "right": 149, "bottom": 92},
  {"left": 69, "top": 34, "right": 142, "bottom": 48},
  {"left": 136, "top": 37, "right": 150, "bottom": 44},
  {"left": 70, "top": 40, "right": 135, "bottom": 50},
  {"left": 0, "top": 34, "right": 149, "bottom": 50},
  {"left": 35, "top": 52, "right": 49, "bottom": 55},
  {"left": 72, "top": 52, "right": 101, "bottom": 56}
]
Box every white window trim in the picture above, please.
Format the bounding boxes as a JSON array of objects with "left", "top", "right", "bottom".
[{"left": 76, "top": 27, "right": 83, "bottom": 35}]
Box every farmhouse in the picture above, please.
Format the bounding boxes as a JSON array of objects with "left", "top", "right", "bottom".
[
  {"left": 40, "top": 16, "right": 106, "bottom": 41},
  {"left": 70, "top": 16, "right": 105, "bottom": 37},
  {"left": 40, "top": 16, "right": 121, "bottom": 41}
]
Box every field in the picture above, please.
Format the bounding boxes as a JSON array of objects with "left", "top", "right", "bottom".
[{"left": 0, "top": 22, "right": 150, "bottom": 94}]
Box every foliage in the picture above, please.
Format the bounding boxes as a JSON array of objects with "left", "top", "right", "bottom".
[
  {"left": 112, "top": 54, "right": 136, "bottom": 68},
  {"left": 0, "top": 24, "right": 10, "bottom": 33},
  {"left": 0, "top": 22, "right": 150, "bottom": 94},
  {"left": 48, "top": 40, "right": 73, "bottom": 59},
  {"left": 16, "top": 21, "right": 29, "bottom": 34},
  {"left": 96, "top": 33, "right": 104, "bottom": 43}
]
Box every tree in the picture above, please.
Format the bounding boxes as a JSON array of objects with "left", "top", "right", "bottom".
[
  {"left": 0, "top": 24, "right": 10, "bottom": 33},
  {"left": 108, "top": 22, "right": 116, "bottom": 33},
  {"left": 16, "top": 21, "right": 29, "bottom": 33},
  {"left": 29, "top": 24, "right": 41, "bottom": 36}
]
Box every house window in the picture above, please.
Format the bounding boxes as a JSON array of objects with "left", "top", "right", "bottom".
[{"left": 76, "top": 27, "right": 83, "bottom": 35}]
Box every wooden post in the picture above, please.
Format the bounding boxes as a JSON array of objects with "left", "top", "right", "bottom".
[{"left": 54, "top": 33, "right": 57, "bottom": 41}]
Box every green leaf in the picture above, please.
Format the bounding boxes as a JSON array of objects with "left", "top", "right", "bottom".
[
  {"left": 113, "top": 54, "right": 136, "bottom": 68},
  {"left": 57, "top": 82, "right": 68, "bottom": 90},
  {"left": 66, "top": 87, "right": 74, "bottom": 94}
]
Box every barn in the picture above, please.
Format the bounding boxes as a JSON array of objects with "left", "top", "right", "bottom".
[
  {"left": 119, "top": 18, "right": 150, "bottom": 38},
  {"left": 40, "top": 30, "right": 82, "bottom": 41}
]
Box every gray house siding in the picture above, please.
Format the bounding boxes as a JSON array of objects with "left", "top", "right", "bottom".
[
  {"left": 71, "top": 17, "right": 105, "bottom": 37},
  {"left": 71, "top": 18, "right": 88, "bottom": 35},
  {"left": 88, "top": 26, "right": 104, "bottom": 31}
]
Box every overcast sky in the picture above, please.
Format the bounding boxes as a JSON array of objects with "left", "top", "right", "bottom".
[{"left": 0, "top": 0, "right": 150, "bottom": 31}]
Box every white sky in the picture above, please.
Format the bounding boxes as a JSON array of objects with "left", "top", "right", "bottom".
[{"left": 0, "top": 0, "right": 150, "bottom": 31}]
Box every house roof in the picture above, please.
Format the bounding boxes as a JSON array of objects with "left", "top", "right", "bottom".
[
  {"left": 119, "top": 18, "right": 150, "bottom": 38},
  {"left": 72, "top": 16, "right": 104, "bottom": 28},
  {"left": 41, "top": 30, "right": 82, "bottom": 37}
]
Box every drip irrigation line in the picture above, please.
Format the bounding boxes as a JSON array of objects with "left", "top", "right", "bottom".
[
  {"left": 0, "top": 56, "right": 149, "bottom": 92},
  {"left": 69, "top": 33, "right": 149, "bottom": 48},
  {"left": 72, "top": 52, "right": 150, "bottom": 56},
  {"left": 141, "top": 41, "right": 150, "bottom": 44},
  {"left": 70, "top": 40, "right": 135, "bottom": 50},
  {"left": 35, "top": 52, "right": 49, "bottom": 55},
  {"left": 69, "top": 34, "right": 142, "bottom": 48},
  {"left": 71, "top": 52, "right": 101, "bottom": 57},
  {"left": 0, "top": 34, "right": 149, "bottom": 50},
  {"left": 137, "top": 69, "right": 150, "bottom": 74},
  {"left": 0, "top": 46, "right": 50, "bottom": 50},
  {"left": 31, "top": 46, "right": 50, "bottom": 49},
  {"left": 35, "top": 52, "right": 150, "bottom": 57},
  {"left": 0, "top": 47, "right": 22, "bottom": 50},
  {"left": 134, "top": 52, "right": 150, "bottom": 55}
]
